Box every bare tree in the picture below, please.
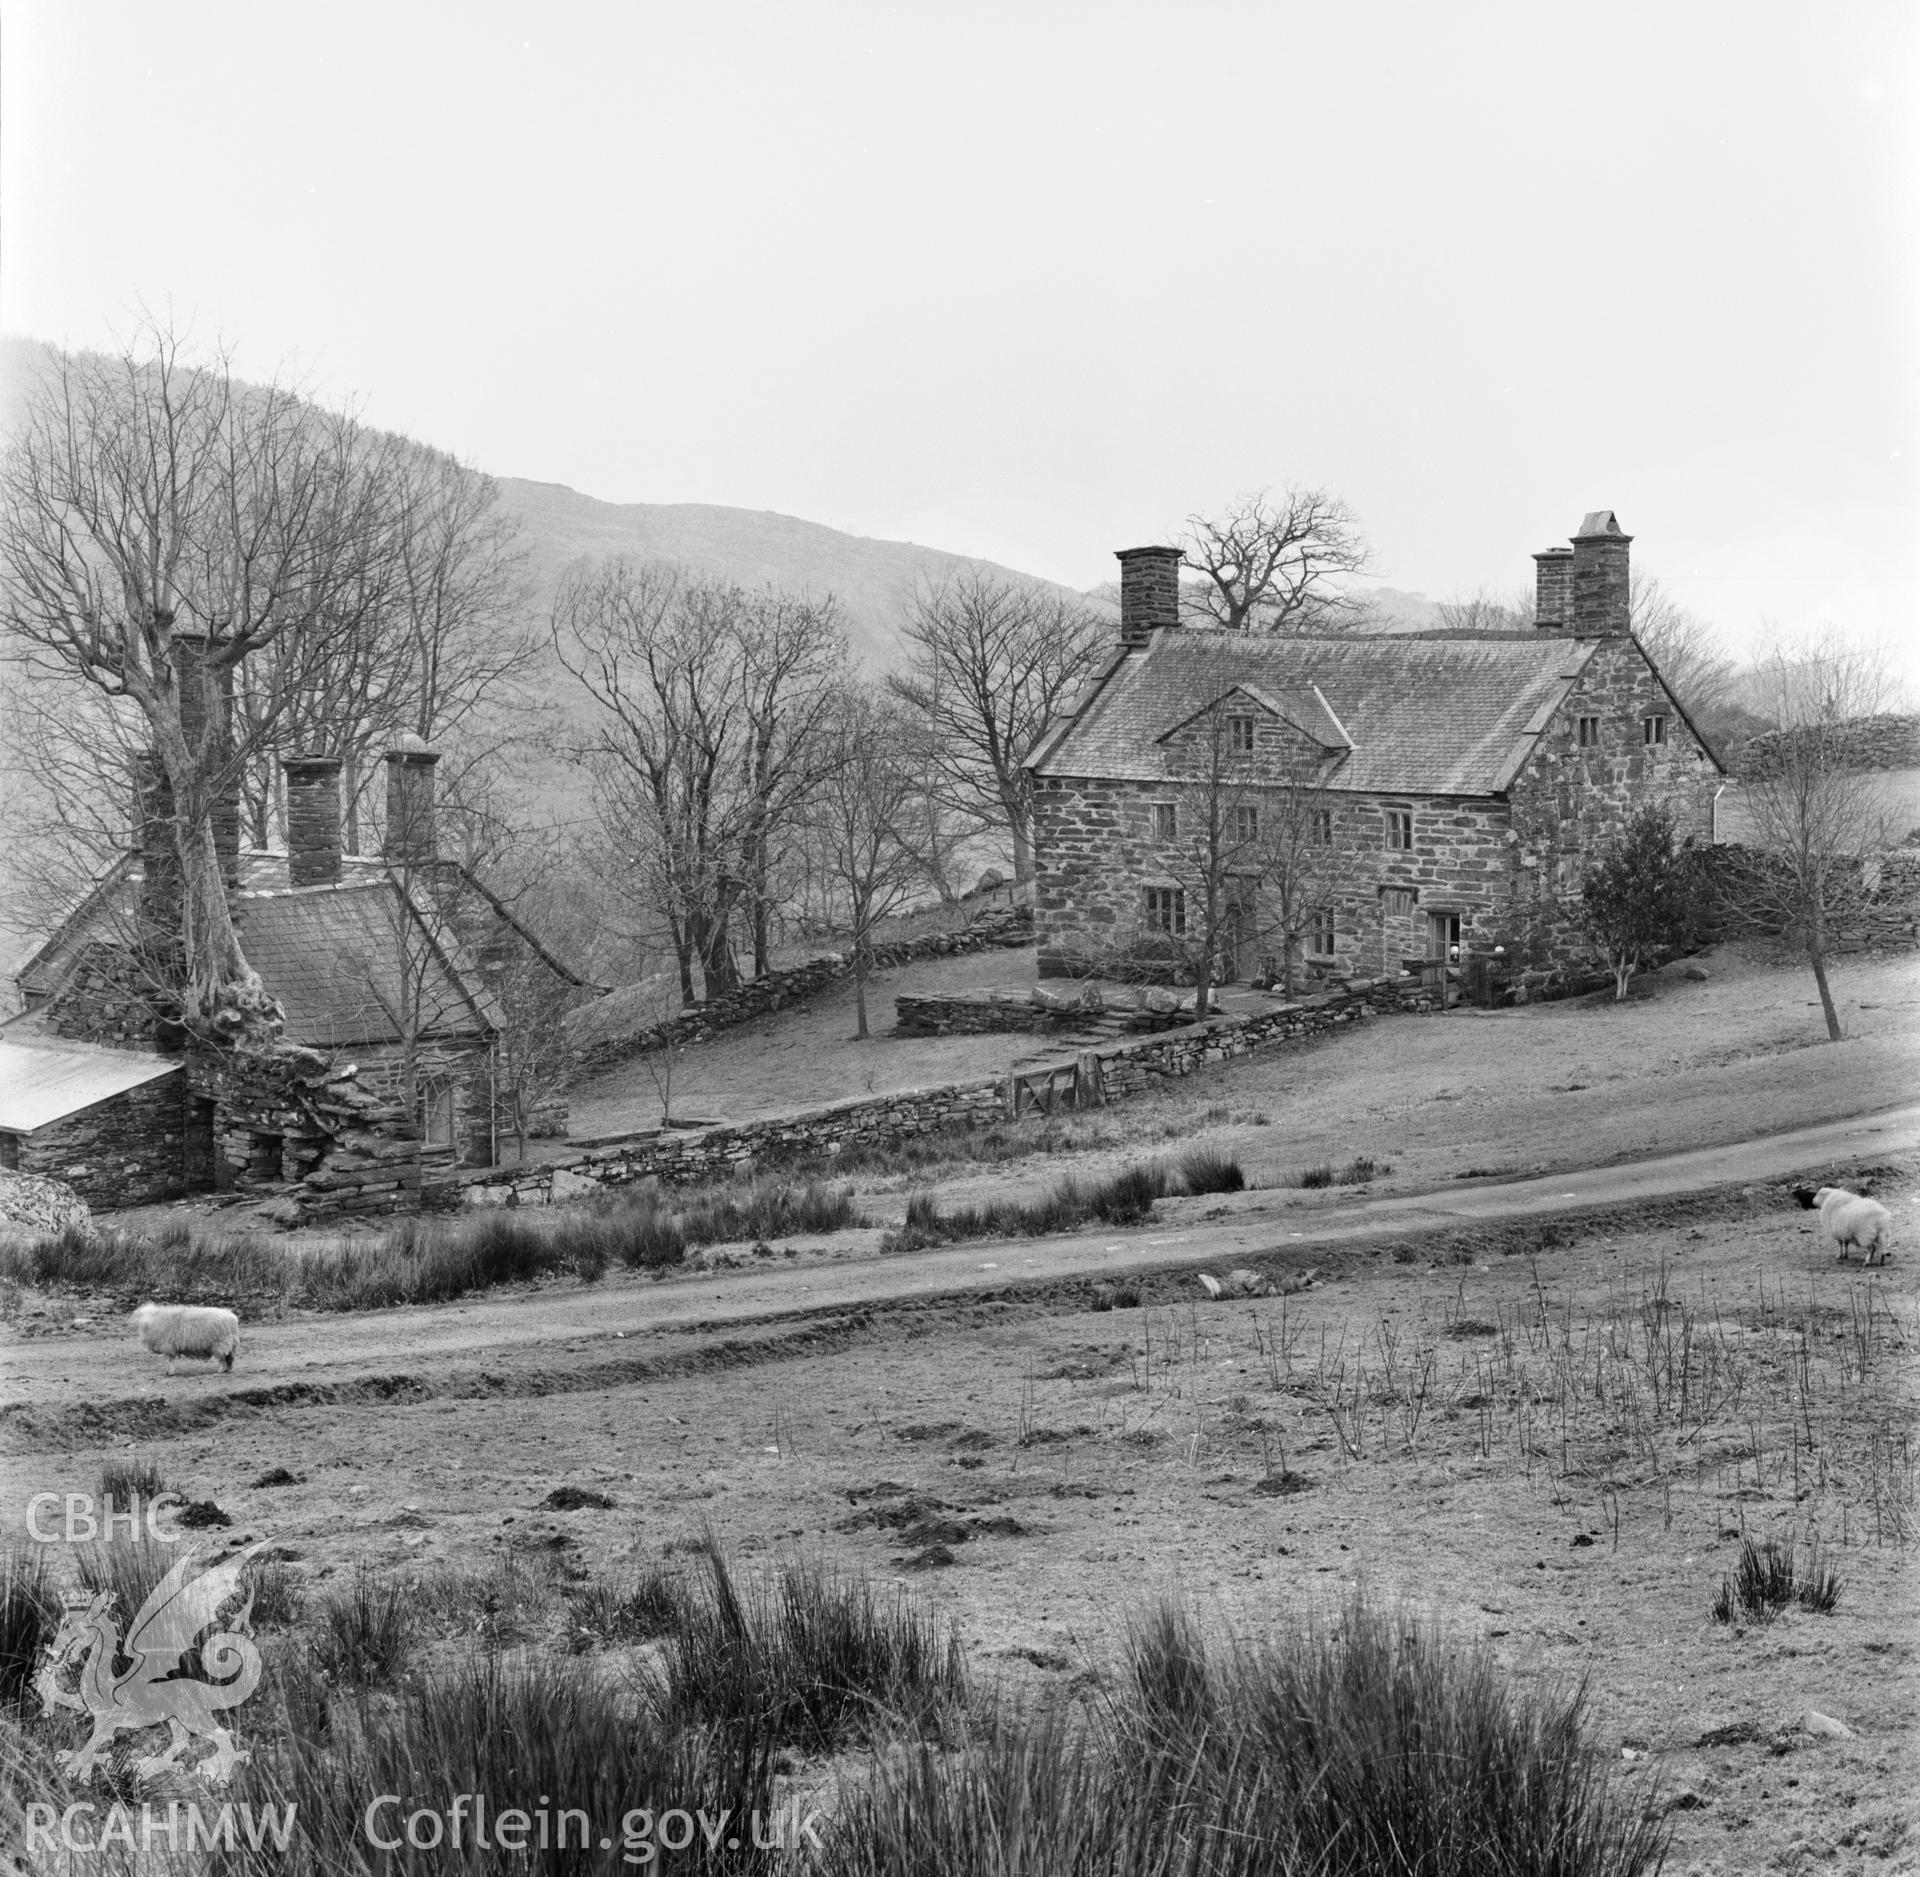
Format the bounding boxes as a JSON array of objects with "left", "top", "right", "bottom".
[
  {"left": 231, "top": 444, "right": 535, "bottom": 852},
  {"left": 1628, "top": 571, "right": 1736, "bottom": 742},
  {"left": 0, "top": 324, "right": 410, "bottom": 1038},
  {"left": 1730, "top": 631, "right": 1899, "bottom": 1040},
  {"left": 735, "top": 589, "right": 848, "bottom": 977},
  {"left": 555, "top": 562, "right": 849, "bottom": 1005},
  {"left": 888, "top": 570, "right": 1106, "bottom": 882},
  {"left": 813, "top": 685, "right": 924, "bottom": 1040},
  {"left": 1436, "top": 584, "right": 1532, "bottom": 633},
  {"left": 1178, "top": 486, "right": 1372, "bottom": 633}
]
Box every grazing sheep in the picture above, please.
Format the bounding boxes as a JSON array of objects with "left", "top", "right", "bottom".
[
  {"left": 132, "top": 1303, "right": 241, "bottom": 1371},
  {"left": 1792, "top": 1186, "right": 1894, "bottom": 1267}
]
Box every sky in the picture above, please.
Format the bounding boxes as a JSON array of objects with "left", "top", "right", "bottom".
[{"left": 2, "top": 1, "right": 1915, "bottom": 679}]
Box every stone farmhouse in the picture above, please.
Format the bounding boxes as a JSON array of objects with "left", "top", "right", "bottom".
[
  {"left": 1025, "top": 512, "right": 1725, "bottom": 989},
  {"left": 2, "top": 742, "right": 599, "bottom": 1209}
]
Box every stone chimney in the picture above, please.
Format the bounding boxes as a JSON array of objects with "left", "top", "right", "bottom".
[
  {"left": 1116, "top": 546, "right": 1183, "bottom": 648},
  {"left": 383, "top": 736, "right": 441, "bottom": 868},
  {"left": 1570, "top": 510, "right": 1632, "bottom": 637},
  {"left": 283, "top": 756, "right": 344, "bottom": 888},
  {"left": 170, "top": 629, "right": 241, "bottom": 893},
  {"left": 1532, "top": 547, "right": 1575, "bottom": 629}
]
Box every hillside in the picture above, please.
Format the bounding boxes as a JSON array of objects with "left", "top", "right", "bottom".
[{"left": 496, "top": 479, "right": 1104, "bottom": 671}]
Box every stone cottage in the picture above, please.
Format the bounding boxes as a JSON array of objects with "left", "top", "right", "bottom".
[
  {"left": 7, "top": 742, "right": 600, "bottom": 1207},
  {"left": 1024, "top": 512, "right": 1725, "bottom": 988}
]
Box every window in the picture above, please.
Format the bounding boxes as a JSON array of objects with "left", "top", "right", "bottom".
[
  {"left": 1232, "top": 804, "right": 1259, "bottom": 843},
  {"left": 1381, "top": 888, "right": 1416, "bottom": 917},
  {"left": 1385, "top": 808, "right": 1415, "bottom": 851},
  {"left": 1427, "top": 910, "right": 1462, "bottom": 960},
  {"left": 1146, "top": 886, "right": 1186, "bottom": 934},
  {"left": 1577, "top": 716, "right": 1601, "bottom": 747},
  {"left": 1309, "top": 808, "right": 1334, "bottom": 847},
  {"left": 1308, "top": 910, "right": 1336, "bottom": 956},
  {"left": 1228, "top": 714, "right": 1256, "bottom": 753},
  {"left": 1152, "top": 802, "right": 1177, "bottom": 840},
  {"left": 1642, "top": 713, "right": 1668, "bottom": 746}
]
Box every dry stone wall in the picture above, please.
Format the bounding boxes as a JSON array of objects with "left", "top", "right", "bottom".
[
  {"left": 470, "top": 972, "right": 1440, "bottom": 1208},
  {"left": 1740, "top": 715, "right": 1920, "bottom": 779},
  {"left": 569, "top": 905, "right": 1034, "bottom": 1075}
]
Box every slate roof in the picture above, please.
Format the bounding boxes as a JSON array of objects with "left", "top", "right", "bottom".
[
  {"left": 15, "top": 852, "right": 598, "bottom": 1011},
  {"left": 0, "top": 1040, "right": 181, "bottom": 1134},
  {"left": 237, "top": 882, "right": 503, "bottom": 1049},
  {"left": 1027, "top": 629, "right": 1600, "bottom": 797}
]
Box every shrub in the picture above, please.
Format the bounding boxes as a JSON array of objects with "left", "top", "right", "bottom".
[
  {"left": 75, "top": 1536, "right": 174, "bottom": 1631},
  {"left": 1291, "top": 1156, "right": 1390, "bottom": 1190}
]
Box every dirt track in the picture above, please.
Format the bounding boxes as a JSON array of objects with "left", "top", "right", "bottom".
[{"left": 8, "top": 1104, "right": 1914, "bottom": 1445}]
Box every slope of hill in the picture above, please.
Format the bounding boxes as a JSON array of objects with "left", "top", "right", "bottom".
[{"left": 497, "top": 479, "right": 1104, "bottom": 671}]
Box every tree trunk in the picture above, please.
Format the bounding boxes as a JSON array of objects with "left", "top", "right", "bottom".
[
  {"left": 153, "top": 722, "right": 278, "bottom": 1040},
  {"left": 1808, "top": 943, "right": 1843, "bottom": 1041},
  {"left": 1011, "top": 815, "right": 1033, "bottom": 884},
  {"left": 1613, "top": 954, "right": 1633, "bottom": 1001},
  {"left": 854, "top": 951, "right": 870, "bottom": 1040}
]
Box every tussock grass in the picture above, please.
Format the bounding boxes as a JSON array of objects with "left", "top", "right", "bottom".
[
  {"left": 1294, "top": 1154, "right": 1392, "bottom": 1189},
  {"left": 830, "top": 1597, "right": 1669, "bottom": 1877},
  {"left": 566, "top": 1566, "right": 689, "bottom": 1652},
  {"left": 1713, "top": 1535, "right": 1843, "bottom": 1624},
  {"left": 96, "top": 1455, "right": 170, "bottom": 1515},
  {"left": 309, "top": 1562, "right": 416, "bottom": 1684},
  {"left": 1178, "top": 1145, "right": 1247, "bottom": 1195},
  {"left": 236, "top": 1650, "right": 776, "bottom": 1876},
  {"left": 883, "top": 1156, "right": 1247, "bottom": 1252},
  {"left": 0, "top": 1551, "right": 55, "bottom": 1712},
  {"left": 651, "top": 1545, "right": 966, "bottom": 1751},
  {"left": 74, "top": 1537, "right": 174, "bottom": 1631},
  {"left": 3, "top": 1176, "right": 864, "bottom": 1314}
]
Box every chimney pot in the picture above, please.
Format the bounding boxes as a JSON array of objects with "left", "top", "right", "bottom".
[
  {"left": 383, "top": 739, "right": 441, "bottom": 868},
  {"left": 283, "top": 755, "right": 344, "bottom": 888},
  {"left": 1115, "top": 546, "right": 1183, "bottom": 648}
]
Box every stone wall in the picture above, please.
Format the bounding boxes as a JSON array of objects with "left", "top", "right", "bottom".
[
  {"left": 10, "top": 1073, "right": 187, "bottom": 1209},
  {"left": 185, "top": 1043, "right": 458, "bottom": 1222},
  {"left": 894, "top": 982, "right": 1212, "bottom": 1038},
  {"left": 569, "top": 905, "right": 1034, "bottom": 1076},
  {"left": 1740, "top": 714, "right": 1920, "bottom": 779},
  {"left": 1694, "top": 844, "right": 1920, "bottom": 954},
  {"left": 470, "top": 972, "right": 1439, "bottom": 1208}
]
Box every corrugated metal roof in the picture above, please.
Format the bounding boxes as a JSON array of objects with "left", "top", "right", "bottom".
[
  {"left": 0, "top": 1041, "right": 181, "bottom": 1134},
  {"left": 1029, "top": 630, "right": 1597, "bottom": 796}
]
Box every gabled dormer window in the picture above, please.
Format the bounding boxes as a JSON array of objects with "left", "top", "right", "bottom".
[{"left": 1228, "top": 714, "right": 1256, "bottom": 753}]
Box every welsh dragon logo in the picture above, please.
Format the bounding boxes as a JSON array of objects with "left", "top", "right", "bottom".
[{"left": 35, "top": 1542, "right": 268, "bottom": 1785}]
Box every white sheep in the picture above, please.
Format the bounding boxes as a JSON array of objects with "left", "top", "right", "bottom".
[
  {"left": 1793, "top": 1186, "right": 1894, "bottom": 1268},
  {"left": 132, "top": 1303, "right": 241, "bottom": 1371}
]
